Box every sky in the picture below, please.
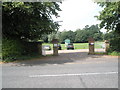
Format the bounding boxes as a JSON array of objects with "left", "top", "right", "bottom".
[{"left": 54, "top": 0, "right": 107, "bottom": 32}]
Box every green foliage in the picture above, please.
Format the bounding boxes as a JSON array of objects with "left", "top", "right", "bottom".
[
  {"left": 96, "top": 2, "right": 120, "bottom": 34},
  {"left": 41, "top": 34, "right": 49, "bottom": 43},
  {"left": 2, "top": 38, "right": 42, "bottom": 61},
  {"left": 2, "top": 2, "right": 61, "bottom": 61},
  {"left": 41, "top": 24, "right": 103, "bottom": 43},
  {"left": 63, "top": 30, "right": 76, "bottom": 43},
  {"left": 2, "top": 38, "right": 24, "bottom": 60},
  {"left": 75, "top": 24, "right": 103, "bottom": 42},
  {"left": 108, "top": 51, "right": 120, "bottom": 56},
  {"left": 93, "top": 33, "right": 103, "bottom": 41},
  {"left": 109, "top": 37, "right": 120, "bottom": 52},
  {"left": 59, "top": 30, "right": 76, "bottom": 43},
  {"left": 75, "top": 30, "right": 89, "bottom": 43},
  {"left": 3, "top": 54, "right": 42, "bottom": 63},
  {"left": 2, "top": 2, "right": 61, "bottom": 40},
  {"left": 48, "top": 31, "right": 59, "bottom": 43},
  {"left": 40, "top": 31, "right": 61, "bottom": 43},
  {"left": 103, "top": 31, "right": 116, "bottom": 40},
  {"left": 96, "top": 2, "right": 120, "bottom": 53}
]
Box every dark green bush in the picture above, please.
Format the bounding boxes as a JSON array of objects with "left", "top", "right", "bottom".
[
  {"left": 2, "top": 38, "right": 41, "bottom": 61},
  {"left": 109, "top": 37, "right": 120, "bottom": 52},
  {"left": 108, "top": 51, "right": 120, "bottom": 56},
  {"left": 2, "top": 38, "right": 24, "bottom": 60}
]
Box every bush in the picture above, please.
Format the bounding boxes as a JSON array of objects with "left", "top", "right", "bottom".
[
  {"left": 109, "top": 37, "right": 120, "bottom": 52},
  {"left": 108, "top": 51, "right": 120, "bottom": 56},
  {"left": 2, "top": 38, "right": 24, "bottom": 60},
  {"left": 2, "top": 38, "right": 42, "bottom": 61}
]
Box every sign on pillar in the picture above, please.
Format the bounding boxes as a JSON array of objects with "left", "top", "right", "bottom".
[
  {"left": 88, "top": 37, "right": 95, "bottom": 54},
  {"left": 51, "top": 39, "right": 59, "bottom": 56},
  {"left": 105, "top": 40, "right": 109, "bottom": 52}
]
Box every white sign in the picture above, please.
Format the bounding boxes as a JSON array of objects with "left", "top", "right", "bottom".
[
  {"left": 54, "top": 44, "right": 58, "bottom": 47},
  {"left": 90, "top": 43, "right": 94, "bottom": 45}
]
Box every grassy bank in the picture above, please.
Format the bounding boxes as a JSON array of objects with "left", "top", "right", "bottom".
[
  {"left": 2, "top": 54, "right": 42, "bottom": 63},
  {"left": 108, "top": 51, "right": 120, "bottom": 56},
  {"left": 95, "top": 51, "right": 120, "bottom": 56}
]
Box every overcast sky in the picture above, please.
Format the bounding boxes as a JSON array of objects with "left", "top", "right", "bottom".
[{"left": 54, "top": 0, "right": 106, "bottom": 32}]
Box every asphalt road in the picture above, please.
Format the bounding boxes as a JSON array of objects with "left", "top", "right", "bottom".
[{"left": 2, "top": 50, "right": 118, "bottom": 88}]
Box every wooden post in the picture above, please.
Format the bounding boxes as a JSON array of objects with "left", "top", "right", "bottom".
[
  {"left": 88, "top": 37, "right": 95, "bottom": 54},
  {"left": 105, "top": 40, "right": 109, "bottom": 52}
]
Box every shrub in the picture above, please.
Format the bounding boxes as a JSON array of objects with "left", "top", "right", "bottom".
[
  {"left": 2, "top": 38, "right": 42, "bottom": 61},
  {"left": 108, "top": 51, "right": 120, "bottom": 56},
  {"left": 109, "top": 37, "right": 120, "bottom": 52},
  {"left": 2, "top": 38, "right": 24, "bottom": 60}
]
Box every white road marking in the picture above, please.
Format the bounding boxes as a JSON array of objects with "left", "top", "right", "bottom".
[{"left": 29, "top": 72, "right": 118, "bottom": 78}]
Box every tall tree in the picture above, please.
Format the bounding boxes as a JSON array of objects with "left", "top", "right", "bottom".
[
  {"left": 96, "top": 2, "right": 120, "bottom": 35},
  {"left": 2, "top": 2, "right": 61, "bottom": 40},
  {"left": 60, "top": 30, "right": 76, "bottom": 43},
  {"left": 103, "top": 31, "right": 116, "bottom": 40},
  {"left": 75, "top": 29, "right": 89, "bottom": 43},
  {"left": 75, "top": 24, "right": 103, "bottom": 42},
  {"left": 96, "top": 2, "right": 120, "bottom": 52}
]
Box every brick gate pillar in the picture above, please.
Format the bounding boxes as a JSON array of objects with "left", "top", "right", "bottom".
[
  {"left": 88, "top": 37, "right": 95, "bottom": 54},
  {"left": 52, "top": 39, "right": 59, "bottom": 56},
  {"left": 105, "top": 40, "right": 109, "bottom": 52}
]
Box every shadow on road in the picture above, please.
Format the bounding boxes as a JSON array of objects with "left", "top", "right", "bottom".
[{"left": 12, "top": 51, "right": 105, "bottom": 66}]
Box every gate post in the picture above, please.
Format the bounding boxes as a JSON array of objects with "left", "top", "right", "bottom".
[
  {"left": 105, "top": 40, "right": 109, "bottom": 52},
  {"left": 52, "top": 39, "right": 59, "bottom": 56},
  {"left": 88, "top": 37, "right": 95, "bottom": 54}
]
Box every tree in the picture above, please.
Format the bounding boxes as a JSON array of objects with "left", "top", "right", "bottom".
[
  {"left": 59, "top": 30, "right": 76, "bottom": 43},
  {"left": 2, "top": 2, "right": 61, "bottom": 40},
  {"left": 75, "top": 24, "right": 103, "bottom": 42},
  {"left": 96, "top": 2, "right": 120, "bottom": 35},
  {"left": 41, "top": 34, "right": 48, "bottom": 43},
  {"left": 93, "top": 33, "right": 103, "bottom": 41},
  {"left": 75, "top": 29, "right": 89, "bottom": 43},
  {"left": 96, "top": 2, "right": 120, "bottom": 52},
  {"left": 59, "top": 30, "right": 67, "bottom": 43},
  {"left": 103, "top": 31, "right": 116, "bottom": 40}
]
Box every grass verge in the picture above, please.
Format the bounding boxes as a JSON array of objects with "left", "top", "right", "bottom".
[
  {"left": 108, "top": 51, "right": 120, "bottom": 56},
  {"left": 95, "top": 51, "right": 120, "bottom": 56},
  {"left": 2, "top": 54, "right": 43, "bottom": 63}
]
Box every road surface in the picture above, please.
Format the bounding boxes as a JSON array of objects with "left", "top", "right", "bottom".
[{"left": 2, "top": 49, "right": 118, "bottom": 88}]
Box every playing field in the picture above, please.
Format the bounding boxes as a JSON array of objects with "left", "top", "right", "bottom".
[{"left": 43, "top": 42, "right": 104, "bottom": 50}]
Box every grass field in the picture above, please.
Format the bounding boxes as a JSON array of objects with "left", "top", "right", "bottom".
[{"left": 43, "top": 42, "right": 104, "bottom": 50}]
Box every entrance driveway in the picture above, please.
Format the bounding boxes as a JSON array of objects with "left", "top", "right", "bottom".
[{"left": 2, "top": 49, "right": 118, "bottom": 88}]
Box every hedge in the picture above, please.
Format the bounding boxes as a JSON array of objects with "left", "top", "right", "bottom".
[
  {"left": 109, "top": 37, "right": 120, "bottom": 52},
  {"left": 2, "top": 38, "right": 42, "bottom": 61}
]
